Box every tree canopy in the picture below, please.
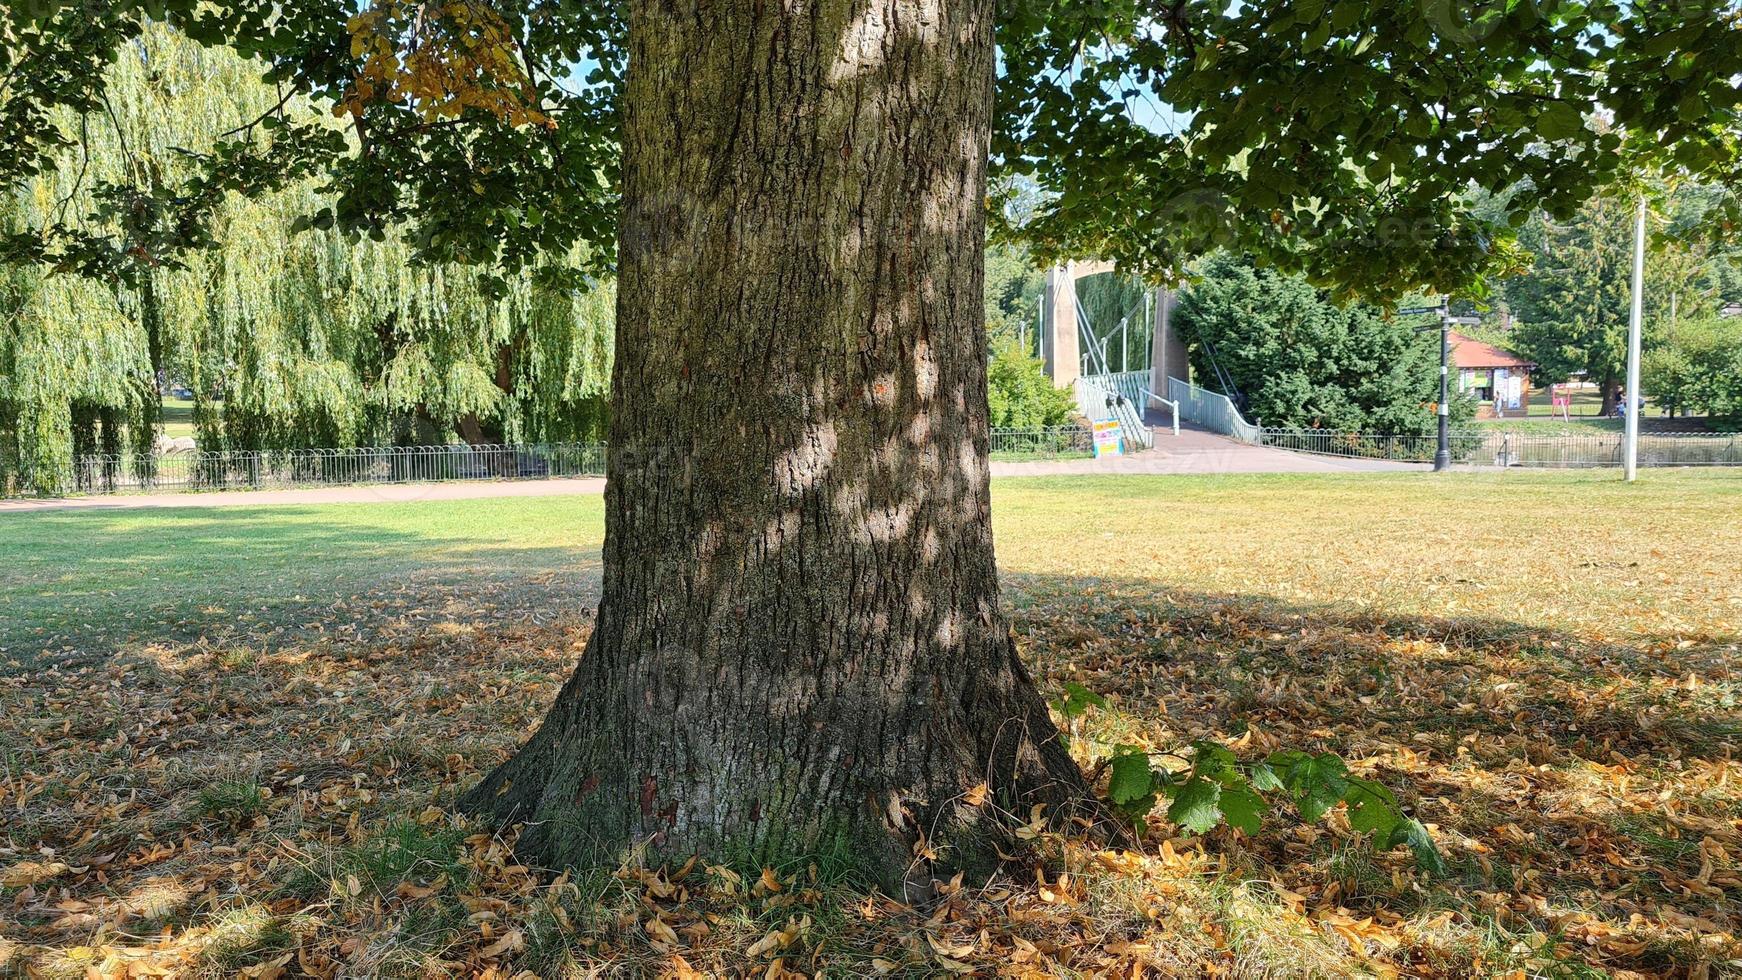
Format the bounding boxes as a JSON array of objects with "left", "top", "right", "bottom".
[
  {"left": 1, "top": 22, "right": 613, "bottom": 493},
  {"left": 1493, "top": 184, "right": 1736, "bottom": 412},
  {"left": 5, "top": 2, "right": 1740, "bottom": 302},
  {"left": 1642, "top": 317, "right": 1742, "bottom": 421}
]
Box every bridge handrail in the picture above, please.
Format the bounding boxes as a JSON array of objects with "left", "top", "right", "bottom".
[
  {"left": 1141, "top": 389, "right": 1180, "bottom": 437},
  {"left": 1166, "top": 376, "right": 1261, "bottom": 443}
]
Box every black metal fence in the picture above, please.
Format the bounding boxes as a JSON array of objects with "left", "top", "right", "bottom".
[
  {"left": 1255, "top": 429, "right": 1482, "bottom": 463},
  {"left": 1256, "top": 428, "right": 1742, "bottom": 468},
  {"left": 37, "top": 443, "right": 609, "bottom": 496},
  {"left": 6, "top": 429, "right": 1100, "bottom": 497},
  {"left": 990, "top": 426, "right": 1094, "bottom": 458}
]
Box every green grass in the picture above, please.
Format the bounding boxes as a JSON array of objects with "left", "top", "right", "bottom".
[
  {"left": 0, "top": 495, "right": 606, "bottom": 659},
  {"left": 1523, "top": 384, "right": 1606, "bottom": 418},
  {"left": 4, "top": 469, "right": 1737, "bottom": 665},
  {"left": 160, "top": 397, "right": 197, "bottom": 440},
  {"left": 1473, "top": 416, "right": 1625, "bottom": 435},
  {"left": 197, "top": 779, "right": 268, "bottom": 824}
]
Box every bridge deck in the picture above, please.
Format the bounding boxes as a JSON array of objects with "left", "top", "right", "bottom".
[{"left": 988, "top": 413, "right": 1421, "bottom": 477}]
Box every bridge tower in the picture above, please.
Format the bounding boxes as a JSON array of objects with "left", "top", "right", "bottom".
[{"left": 1040, "top": 261, "right": 1190, "bottom": 399}]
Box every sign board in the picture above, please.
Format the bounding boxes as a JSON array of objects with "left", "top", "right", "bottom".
[
  {"left": 1092, "top": 420, "right": 1124, "bottom": 458},
  {"left": 1399, "top": 305, "right": 1445, "bottom": 316},
  {"left": 1448, "top": 316, "right": 1483, "bottom": 326}
]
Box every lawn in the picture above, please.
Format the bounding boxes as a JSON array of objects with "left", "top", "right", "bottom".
[
  {"left": 1524, "top": 384, "right": 1607, "bottom": 419},
  {"left": 160, "top": 398, "right": 198, "bottom": 442},
  {"left": 2, "top": 471, "right": 1740, "bottom": 977}
]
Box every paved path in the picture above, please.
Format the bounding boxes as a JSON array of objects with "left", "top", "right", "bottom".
[{"left": 1, "top": 425, "right": 1418, "bottom": 514}]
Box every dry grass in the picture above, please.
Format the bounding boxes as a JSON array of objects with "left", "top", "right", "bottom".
[{"left": 2, "top": 469, "right": 1740, "bottom": 978}]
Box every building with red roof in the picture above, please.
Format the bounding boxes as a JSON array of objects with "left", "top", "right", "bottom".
[{"left": 1449, "top": 331, "right": 1535, "bottom": 419}]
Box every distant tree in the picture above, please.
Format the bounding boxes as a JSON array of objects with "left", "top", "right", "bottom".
[
  {"left": 1500, "top": 188, "right": 1726, "bottom": 414},
  {"left": 1076, "top": 273, "right": 1152, "bottom": 374},
  {"left": 984, "top": 242, "right": 1044, "bottom": 352},
  {"left": 1174, "top": 255, "right": 1473, "bottom": 434},
  {"left": 1642, "top": 319, "right": 1742, "bottom": 423},
  {"left": 0, "top": 24, "right": 613, "bottom": 493}
]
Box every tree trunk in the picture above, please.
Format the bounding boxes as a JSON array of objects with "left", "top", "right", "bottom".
[
  {"left": 463, "top": 0, "right": 1087, "bottom": 884},
  {"left": 1600, "top": 374, "right": 1620, "bottom": 416}
]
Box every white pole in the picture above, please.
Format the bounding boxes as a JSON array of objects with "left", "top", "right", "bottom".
[{"left": 1624, "top": 196, "right": 1646, "bottom": 482}]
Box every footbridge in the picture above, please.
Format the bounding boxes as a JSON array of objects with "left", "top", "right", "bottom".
[{"left": 1042, "top": 260, "right": 1414, "bottom": 471}]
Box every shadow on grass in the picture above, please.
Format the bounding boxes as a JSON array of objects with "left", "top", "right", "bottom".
[{"left": 1006, "top": 571, "right": 1742, "bottom": 766}]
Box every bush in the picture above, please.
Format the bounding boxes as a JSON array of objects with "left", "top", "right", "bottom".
[
  {"left": 1643, "top": 319, "right": 1742, "bottom": 423},
  {"left": 987, "top": 340, "right": 1077, "bottom": 429}
]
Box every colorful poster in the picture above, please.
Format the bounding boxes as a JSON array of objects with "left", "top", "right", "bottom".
[{"left": 1092, "top": 420, "right": 1124, "bottom": 458}]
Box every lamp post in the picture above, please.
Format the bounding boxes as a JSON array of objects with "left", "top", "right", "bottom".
[
  {"left": 1624, "top": 196, "right": 1646, "bottom": 482},
  {"left": 1407, "top": 304, "right": 1449, "bottom": 473},
  {"left": 1436, "top": 305, "right": 1451, "bottom": 472},
  {"left": 1410, "top": 302, "right": 1481, "bottom": 472}
]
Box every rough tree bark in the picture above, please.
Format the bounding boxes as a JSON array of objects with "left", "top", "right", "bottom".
[{"left": 463, "top": 0, "right": 1088, "bottom": 884}]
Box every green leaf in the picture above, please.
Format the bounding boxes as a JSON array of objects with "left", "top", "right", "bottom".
[
  {"left": 1219, "top": 783, "right": 1266, "bottom": 835},
  {"left": 1107, "top": 748, "right": 1156, "bottom": 805},
  {"left": 1344, "top": 778, "right": 1401, "bottom": 838},
  {"left": 1390, "top": 819, "right": 1446, "bottom": 875},
  {"left": 1536, "top": 103, "right": 1585, "bottom": 142},
  {"left": 1268, "top": 750, "right": 1349, "bottom": 822},
  {"left": 1053, "top": 681, "right": 1107, "bottom": 720},
  {"left": 1167, "top": 776, "right": 1222, "bottom": 834},
  {"left": 1248, "top": 762, "right": 1284, "bottom": 793},
  {"left": 1191, "top": 740, "right": 1238, "bottom": 777}
]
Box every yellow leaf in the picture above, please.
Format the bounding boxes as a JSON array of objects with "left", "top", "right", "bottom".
[
  {"left": 479, "top": 928, "right": 524, "bottom": 959},
  {"left": 644, "top": 916, "right": 678, "bottom": 946},
  {"left": 745, "top": 928, "right": 785, "bottom": 958}
]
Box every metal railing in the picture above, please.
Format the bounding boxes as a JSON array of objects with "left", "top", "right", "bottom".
[
  {"left": 8, "top": 429, "right": 1109, "bottom": 497},
  {"left": 1254, "top": 427, "right": 1742, "bottom": 468},
  {"left": 1254, "top": 428, "right": 1483, "bottom": 463},
  {"left": 1165, "top": 376, "right": 1742, "bottom": 469},
  {"left": 1168, "top": 377, "right": 1262, "bottom": 443},
  {"left": 39, "top": 443, "right": 609, "bottom": 496},
  {"left": 1462, "top": 430, "right": 1742, "bottom": 468},
  {"left": 1141, "top": 388, "right": 1181, "bottom": 437},
  {"left": 990, "top": 426, "right": 1094, "bottom": 457},
  {"left": 1081, "top": 369, "right": 1180, "bottom": 436},
  {"left": 1076, "top": 373, "right": 1155, "bottom": 451}
]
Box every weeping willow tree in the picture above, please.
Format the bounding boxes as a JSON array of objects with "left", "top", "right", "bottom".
[{"left": 0, "top": 23, "right": 614, "bottom": 493}]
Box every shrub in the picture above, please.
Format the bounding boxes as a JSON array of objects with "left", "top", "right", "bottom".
[
  {"left": 1643, "top": 319, "right": 1742, "bottom": 423},
  {"left": 987, "top": 339, "right": 1077, "bottom": 429}
]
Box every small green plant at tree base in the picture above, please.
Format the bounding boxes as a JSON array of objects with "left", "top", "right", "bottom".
[
  {"left": 1059, "top": 683, "right": 1444, "bottom": 873},
  {"left": 1104, "top": 741, "right": 1443, "bottom": 874},
  {"left": 1050, "top": 681, "right": 1107, "bottom": 747}
]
